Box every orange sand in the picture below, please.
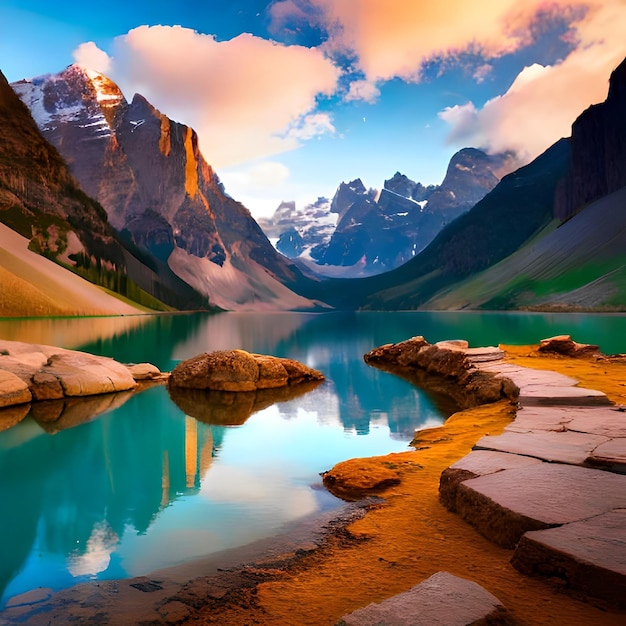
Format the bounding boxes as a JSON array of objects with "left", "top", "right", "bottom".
[{"left": 187, "top": 347, "right": 626, "bottom": 625}]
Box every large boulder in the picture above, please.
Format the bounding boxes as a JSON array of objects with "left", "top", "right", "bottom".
[{"left": 168, "top": 350, "right": 324, "bottom": 392}]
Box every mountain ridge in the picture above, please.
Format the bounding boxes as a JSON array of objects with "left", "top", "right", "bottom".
[{"left": 12, "top": 65, "right": 326, "bottom": 312}]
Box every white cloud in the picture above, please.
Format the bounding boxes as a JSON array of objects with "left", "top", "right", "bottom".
[
  {"left": 345, "top": 79, "right": 381, "bottom": 103},
  {"left": 73, "top": 41, "right": 112, "bottom": 75},
  {"left": 77, "top": 26, "right": 341, "bottom": 169},
  {"left": 282, "top": 112, "right": 335, "bottom": 141}
]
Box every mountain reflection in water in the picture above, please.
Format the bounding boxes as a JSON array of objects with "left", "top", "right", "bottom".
[{"left": 1, "top": 310, "right": 624, "bottom": 605}]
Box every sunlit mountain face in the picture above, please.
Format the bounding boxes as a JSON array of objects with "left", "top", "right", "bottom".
[{"left": 12, "top": 65, "right": 328, "bottom": 312}]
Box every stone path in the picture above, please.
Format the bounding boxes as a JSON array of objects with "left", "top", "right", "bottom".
[{"left": 440, "top": 347, "right": 626, "bottom": 608}]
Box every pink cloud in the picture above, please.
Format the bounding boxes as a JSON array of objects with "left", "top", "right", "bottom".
[{"left": 89, "top": 26, "right": 341, "bottom": 168}]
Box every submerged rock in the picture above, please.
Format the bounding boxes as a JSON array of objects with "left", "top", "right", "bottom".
[{"left": 168, "top": 349, "right": 324, "bottom": 392}]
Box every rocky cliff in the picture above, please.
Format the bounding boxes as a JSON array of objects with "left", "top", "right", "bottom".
[
  {"left": 0, "top": 69, "right": 206, "bottom": 312},
  {"left": 12, "top": 65, "right": 323, "bottom": 311},
  {"left": 554, "top": 57, "right": 626, "bottom": 220}
]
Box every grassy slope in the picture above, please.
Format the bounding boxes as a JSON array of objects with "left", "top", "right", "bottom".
[{"left": 425, "top": 185, "right": 626, "bottom": 311}]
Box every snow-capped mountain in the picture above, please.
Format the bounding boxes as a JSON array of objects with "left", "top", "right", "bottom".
[
  {"left": 258, "top": 149, "right": 510, "bottom": 277},
  {"left": 257, "top": 197, "right": 336, "bottom": 261},
  {"left": 13, "top": 65, "right": 325, "bottom": 311}
]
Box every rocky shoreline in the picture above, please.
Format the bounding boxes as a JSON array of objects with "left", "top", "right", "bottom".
[{"left": 1, "top": 336, "right": 625, "bottom": 624}]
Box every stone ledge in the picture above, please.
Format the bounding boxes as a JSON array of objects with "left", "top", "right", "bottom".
[
  {"left": 511, "top": 509, "right": 626, "bottom": 609},
  {"left": 454, "top": 464, "right": 626, "bottom": 548}
]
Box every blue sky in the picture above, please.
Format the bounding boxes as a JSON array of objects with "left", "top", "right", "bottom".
[{"left": 2, "top": 1, "right": 625, "bottom": 217}]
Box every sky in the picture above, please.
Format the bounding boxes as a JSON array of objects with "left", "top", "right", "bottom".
[{"left": 1, "top": 0, "right": 625, "bottom": 218}]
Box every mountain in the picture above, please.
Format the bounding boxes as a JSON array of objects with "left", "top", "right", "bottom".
[
  {"left": 257, "top": 197, "right": 336, "bottom": 261},
  {"left": 308, "top": 57, "right": 626, "bottom": 312},
  {"left": 260, "top": 148, "right": 509, "bottom": 278},
  {"left": 423, "top": 57, "right": 626, "bottom": 311},
  {"left": 0, "top": 68, "right": 208, "bottom": 315},
  {"left": 12, "top": 65, "right": 325, "bottom": 311}
]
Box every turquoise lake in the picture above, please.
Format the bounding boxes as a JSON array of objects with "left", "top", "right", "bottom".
[{"left": 1, "top": 310, "right": 625, "bottom": 606}]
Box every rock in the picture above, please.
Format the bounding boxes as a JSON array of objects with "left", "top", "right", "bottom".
[
  {"left": 586, "top": 438, "right": 626, "bottom": 473},
  {"left": 169, "top": 350, "right": 259, "bottom": 392},
  {"left": 364, "top": 337, "right": 518, "bottom": 408},
  {"left": 30, "top": 371, "right": 64, "bottom": 401},
  {"left": 439, "top": 450, "right": 542, "bottom": 513},
  {"left": 538, "top": 335, "right": 601, "bottom": 358},
  {"left": 474, "top": 430, "right": 609, "bottom": 466},
  {"left": 42, "top": 352, "right": 137, "bottom": 396},
  {"left": 254, "top": 355, "right": 289, "bottom": 389},
  {"left": 511, "top": 510, "right": 626, "bottom": 608},
  {"left": 518, "top": 384, "right": 611, "bottom": 406},
  {"left": 454, "top": 464, "right": 626, "bottom": 548},
  {"left": 168, "top": 350, "right": 324, "bottom": 392},
  {"left": 363, "top": 336, "right": 428, "bottom": 368},
  {"left": 127, "top": 363, "right": 162, "bottom": 381},
  {"left": 275, "top": 357, "right": 324, "bottom": 385},
  {"left": 322, "top": 456, "right": 401, "bottom": 501},
  {"left": 338, "top": 571, "right": 511, "bottom": 626},
  {"left": 0, "top": 369, "right": 32, "bottom": 407}
]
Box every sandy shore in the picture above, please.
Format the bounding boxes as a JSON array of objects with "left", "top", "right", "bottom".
[{"left": 2, "top": 346, "right": 625, "bottom": 625}]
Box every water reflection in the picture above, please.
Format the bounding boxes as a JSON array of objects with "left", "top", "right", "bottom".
[
  {"left": 2, "top": 310, "right": 624, "bottom": 605},
  {"left": 0, "top": 387, "right": 221, "bottom": 601}
]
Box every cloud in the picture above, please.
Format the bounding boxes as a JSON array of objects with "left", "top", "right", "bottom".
[
  {"left": 282, "top": 112, "right": 335, "bottom": 140},
  {"left": 344, "top": 79, "right": 380, "bottom": 103},
  {"left": 83, "top": 26, "right": 341, "bottom": 168},
  {"left": 73, "top": 41, "right": 112, "bottom": 75},
  {"left": 438, "top": 0, "right": 626, "bottom": 164}
]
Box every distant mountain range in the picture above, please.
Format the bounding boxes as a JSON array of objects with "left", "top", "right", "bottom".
[
  {"left": 299, "top": 57, "right": 626, "bottom": 312},
  {"left": 1, "top": 57, "right": 625, "bottom": 315},
  {"left": 9, "top": 65, "right": 325, "bottom": 312},
  {"left": 259, "top": 148, "right": 512, "bottom": 277}
]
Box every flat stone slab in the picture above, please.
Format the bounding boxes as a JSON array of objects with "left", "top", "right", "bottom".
[
  {"left": 463, "top": 347, "right": 505, "bottom": 363},
  {"left": 478, "top": 363, "right": 580, "bottom": 388},
  {"left": 439, "top": 450, "right": 542, "bottom": 512},
  {"left": 338, "top": 571, "right": 510, "bottom": 626},
  {"left": 586, "top": 438, "right": 626, "bottom": 472},
  {"left": 505, "top": 405, "right": 626, "bottom": 436},
  {"left": 567, "top": 407, "right": 626, "bottom": 438},
  {"left": 455, "top": 464, "right": 626, "bottom": 548},
  {"left": 449, "top": 450, "right": 545, "bottom": 475},
  {"left": 474, "top": 430, "right": 609, "bottom": 466},
  {"left": 518, "top": 385, "right": 611, "bottom": 406},
  {"left": 512, "top": 509, "right": 626, "bottom": 608}
]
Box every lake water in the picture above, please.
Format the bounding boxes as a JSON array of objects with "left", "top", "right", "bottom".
[{"left": 1, "top": 311, "right": 625, "bottom": 606}]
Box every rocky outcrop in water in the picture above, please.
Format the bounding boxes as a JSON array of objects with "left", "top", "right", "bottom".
[
  {"left": 364, "top": 337, "right": 518, "bottom": 407},
  {"left": 168, "top": 349, "right": 324, "bottom": 392}
]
